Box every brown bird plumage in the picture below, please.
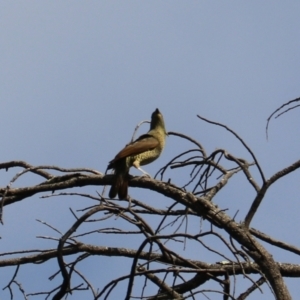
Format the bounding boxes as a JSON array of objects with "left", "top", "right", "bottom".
[{"left": 107, "top": 109, "right": 167, "bottom": 199}]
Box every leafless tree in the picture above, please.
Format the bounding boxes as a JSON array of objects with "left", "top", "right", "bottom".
[{"left": 0, "top": 101, "right": 299, "bottom": 300}]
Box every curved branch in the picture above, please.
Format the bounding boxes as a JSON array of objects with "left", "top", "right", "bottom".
[
  {"left": 168, "top": 131, "right": 207, "bottom": 157},
  {"left": 266, "top": 96, "right": 300, "bottom": 139},
  {"left": 197, "top": 115, "right": 265, "bottom": 183},
  {"left": 53, "top": 206, "right": 104, "bottom": 300},
  {"left": 244, "top": 159, "right": 300, "bottom": 227}
]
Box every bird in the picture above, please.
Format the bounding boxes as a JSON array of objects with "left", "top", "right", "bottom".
[{"left": 107, "top": 108, "right": 167, "bottom": 199}]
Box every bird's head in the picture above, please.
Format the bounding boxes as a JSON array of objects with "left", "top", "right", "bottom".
[{"left": 151, "top": 108, "right": 167, "bottom": 135}]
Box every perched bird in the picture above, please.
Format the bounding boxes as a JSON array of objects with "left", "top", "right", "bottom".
[{"left": 107, "top": 108, "right": 167, "bottom": 199}]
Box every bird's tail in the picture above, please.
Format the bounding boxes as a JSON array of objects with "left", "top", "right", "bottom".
[{"left": 109, "top": 172, "right": 128, "bottom": 199}]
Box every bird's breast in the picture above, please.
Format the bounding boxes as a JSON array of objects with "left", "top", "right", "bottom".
[{"left": 128, "top": 146, "right": 163, "bottom": 167}]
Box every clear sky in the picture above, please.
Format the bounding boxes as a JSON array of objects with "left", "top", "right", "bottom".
[{"left": 0, "top": 2, "right": 300, "bottom": 299}]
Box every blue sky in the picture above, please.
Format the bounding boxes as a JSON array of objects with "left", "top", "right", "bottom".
[{"left": 0, "top": 2, "right": 300, "bottom": 299}]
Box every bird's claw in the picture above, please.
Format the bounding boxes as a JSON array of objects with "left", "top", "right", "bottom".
[{"left": 142, "top": 173, "right": 151, "bottom": 178}]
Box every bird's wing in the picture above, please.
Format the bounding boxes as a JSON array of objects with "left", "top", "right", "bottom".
[{"left": 111, "top": 134, "right": 159, "bottom": 163}]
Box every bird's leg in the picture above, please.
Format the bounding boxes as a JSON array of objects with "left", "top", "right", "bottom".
[
  {"left": 127, "top": 195, "right": 132, "bottom": 209},
  {"left": 133, "top": 161, "right": 151, "bottom": 177},
  {"left": 137, "top": 167, "right": 151, "bottom": 177}
]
